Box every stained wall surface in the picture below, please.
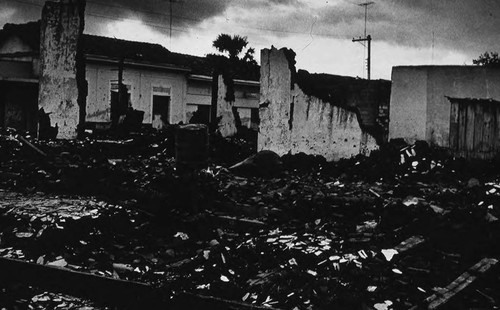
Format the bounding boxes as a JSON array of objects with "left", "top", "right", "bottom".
[
  {"left": 259, "top": 47, "right": 377, "bottom": 161},
  {"left": 38, "top": 0, "right": 84, "bottom": 139}
]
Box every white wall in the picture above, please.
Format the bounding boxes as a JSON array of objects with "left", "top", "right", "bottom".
[
  {"left": 85, "top": 63, "right": 187, "bottom": 124},
  {"left": 388, "top": 67, "right": 428, "bottom": 143}
]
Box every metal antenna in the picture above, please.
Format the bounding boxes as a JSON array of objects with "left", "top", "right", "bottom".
[
  {"left": 169, "top": 0, "right": 173, "bottom": 47},
  {"left": 167, "top": 0, "right": 183, "bottom": 48},
  {"left": 359, "top": 1, "right": 374, "bottom": 37},
  {"left": 352, "top": 1, "right": 374, "bottom": 80}
]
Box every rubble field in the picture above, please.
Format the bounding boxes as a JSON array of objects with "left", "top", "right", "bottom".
[{"left": 1, "top": 129, "right": 500, "bottom": 310}]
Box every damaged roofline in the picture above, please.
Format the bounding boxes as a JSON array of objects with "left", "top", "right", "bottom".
[
  {"left": 0, "top": 52, "right": 38, "bottom": 59},
  {"left": 393, "top": 65, "right": 499, "bottom": 69},
  {"left": 188, "top": 74, "right": 260, "bottom": 86},
  {"left": 85, "top": 54, "right": 191, "bottom": 72},
  {"left": 0, "top": 76, "right": 38, "bottom": 83}
]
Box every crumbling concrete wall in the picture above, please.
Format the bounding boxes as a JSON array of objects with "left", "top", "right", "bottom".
[
  {"left": 259, "top": 48, "right": 293, "bottom": 156},
  {"left": 258, "top": 47, "right": 377, "bottom": 161},
  {"left": 216, "top": 74, "right": 238, "bottom": 137},
  {"left": 38, "top": 0, "right": 86, "bottom": 139}
]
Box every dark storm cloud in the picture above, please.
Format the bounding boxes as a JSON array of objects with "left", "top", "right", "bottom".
[
  {"left": 2, "top": 0, "right": 500, "bottom": 57},
  {"left": 315, "top": 0, "right": 500, "bottom": 53},
  {"left": 230, "top": 0, "right": 500, "bottom": 57},
  {"left": 1, "top": 0, "right": 235, "bottom": 37},
  {"left": 87, "top": 0, "right": 233, "bottom": 31}
]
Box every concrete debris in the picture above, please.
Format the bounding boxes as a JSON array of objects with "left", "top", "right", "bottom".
[{"left": 0, "top": 134, "right": 500, "bottom": 309}]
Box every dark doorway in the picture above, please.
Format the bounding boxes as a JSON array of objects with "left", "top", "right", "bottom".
[
  {"left": 152, "top": 94, "right": 170, "bottom": 129},
  {"left": 110, "top": 84, "right": 130, "bottom": 127}
]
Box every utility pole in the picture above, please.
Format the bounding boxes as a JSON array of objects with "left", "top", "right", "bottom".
[
  {"left": 352, "top": 35, "right": 372, "bottom": 80},
  {"left": 110, "top": 57, "right": 125, "bottom": 128},
  {"left": 352, "top": 1, "right": 374, "bottom": 80}
]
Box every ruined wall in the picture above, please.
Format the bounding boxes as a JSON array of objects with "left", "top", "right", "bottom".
[
  {"left": 85, "top": 63, "right": 187, "bottom": 124},
  {"left": 186, "top": 78, "right": 258, "bottom": 129},
  {"left": 259, "top": 47, "right": 377, "bottom": 161},
  {"left": 389, "top": 66, "right": 500, "bottom": 146},
  {"left": 216, "top": 74, "right": 237, "bottom": 137},
  {"left": 290, "top": 91, "right": 377, "bottom": 161},
  {"left": 259, "top": 48, "right": 293, "bottom": 155},
  {"left": 38, "top": 0, "right": 85, "bottom": 139}
]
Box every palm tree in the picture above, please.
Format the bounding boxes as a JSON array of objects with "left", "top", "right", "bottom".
[
  {"left": 207, "top": 33, "right": 258, "bottom": 108},
  {"left": 212, "top": 34, "right": 251, "bottom": 62}
]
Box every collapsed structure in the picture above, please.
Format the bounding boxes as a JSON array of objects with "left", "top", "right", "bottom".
[{"left": 258, "top": 47, "right": 391, "bottom": 161}]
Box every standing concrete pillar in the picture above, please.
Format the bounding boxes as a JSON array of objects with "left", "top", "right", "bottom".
[
  {"left": 216, "top": 74, "right": 238, "bottom": 137},
  {"left": 258, "top": 47, "right": 293, "bottom": 155},
  {"left": 38, "top": 0, "right": 86, "bottom": 139}
]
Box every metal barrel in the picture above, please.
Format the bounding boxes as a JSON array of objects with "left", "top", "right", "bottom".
[{"left": 175, "top": 124, "right": 209, "bottom": 169}]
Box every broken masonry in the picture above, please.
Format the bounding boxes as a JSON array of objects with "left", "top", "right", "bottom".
[{"left": 38, "top": 0, "right": 86, "bottom": 139}]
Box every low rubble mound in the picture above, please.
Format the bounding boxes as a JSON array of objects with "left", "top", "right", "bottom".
[{"left": 229, "top": 150, "right": 282, "bottom": 178}]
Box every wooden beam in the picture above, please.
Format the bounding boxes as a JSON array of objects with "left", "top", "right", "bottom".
[
  {"left": 449, "top": 102, "right": 459, "bottom": 151},
  {"left": 465, "top": 102, "right": 475, "bottom": 155},
  {"left": 473, "top": 102, "right": 484, "bottom": 154},
  {"left": 395, "top": 235, "right": 425, "bottom": 253},
  {"left": 174, "top": 292, "right": 282, "bottom": 310},
  {"left": 458, "top": 102, "right": 467, "bottom": 154},
  {"left": 425, "top": 258, "right": 498, "bottom": 309},
  {"left": 0, "top": 256, "right": 166, "bottom": 308},
  {"left": 0, "top": 256, "right": 280, "bottom": 310}
]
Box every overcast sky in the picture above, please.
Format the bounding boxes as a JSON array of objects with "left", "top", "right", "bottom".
[{"left": 1, "top": 0, "right": 499, "bottom": 79}]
